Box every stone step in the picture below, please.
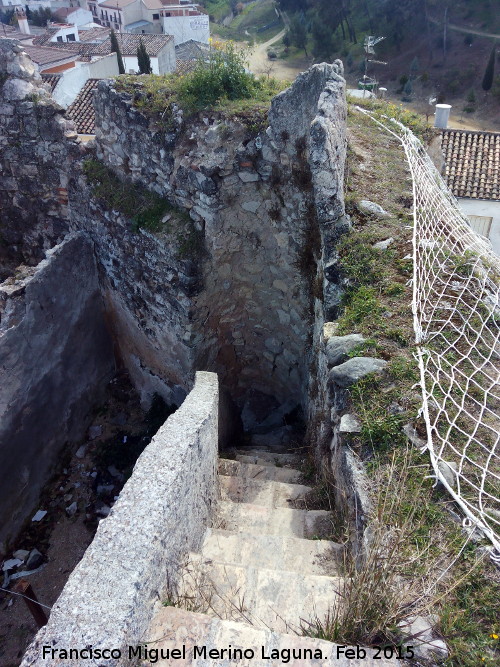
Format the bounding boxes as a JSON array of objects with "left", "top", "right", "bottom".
[
  {"left": 148, "top": 605, "right": 398, "bottom": 665},
  {"left": 219, "top": 474, "right": 311, "bottom": 508},
  {"left": 229, "top": 449, "right": 305, "bottom": 467},
  {"left": 202, "top": 528, "right": 342, "bottom": 576},
  {"left": 229, "top": 445, "right": 308, "bottom": 461},
  {"left": 181, "top": 557, "right": 342, "bottom": 634},
  {"left": 218, "top": 501, "right": 333, "bottom": 539},
  {"left": 218, "top": 459, "right": 302, "bottom": 484}
]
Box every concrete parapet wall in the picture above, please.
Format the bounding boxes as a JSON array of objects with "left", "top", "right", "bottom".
[
  {"left": 21, "top": 371, "right": 219, "bottom": 667},
  {"left": 0, "top": 232, "right": 114, "bottom": 552}
]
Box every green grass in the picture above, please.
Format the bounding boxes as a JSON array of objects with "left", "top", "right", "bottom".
[
  {"left": 201, "top": 0, "right": 231, "bottom": 23},
  {"left": 313, "top": 101, "right": 500, "bottom": 662},
  {"left": 209, "top": 0, "right": 283, "bottom": 43},
  {"left": 348, "top": 95, "right": 435, "bottom": 143}
]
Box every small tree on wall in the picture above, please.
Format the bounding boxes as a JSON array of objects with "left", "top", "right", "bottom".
[
  {"left": 137, "top": 38, "right": 152, "bottom": 74},
  {"left": 110, "top": 29, "right": 125, "bottom": 75}
]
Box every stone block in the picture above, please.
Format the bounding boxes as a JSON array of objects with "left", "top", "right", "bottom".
[{"left": 238, "top": 171, "right": 259, "bottom": 182}]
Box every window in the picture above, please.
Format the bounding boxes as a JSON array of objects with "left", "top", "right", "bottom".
[
  {"left": 468, "top": 215, "right": 493, "bottom": 238},
  {"left": 56, "top": 36, "right": 63, "bottom": 42},
  {"left": 115, "top": 24, "right": 119, "bottom": 30},
  {"left": 67, "top": 34, "right": 76, "bottom": 41},
  {"left": 153, "top": 13, "right": 159, "bottom": 20}
]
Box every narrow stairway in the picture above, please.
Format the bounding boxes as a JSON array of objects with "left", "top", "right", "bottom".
[{"left": 147, "top": 447, "right": 396, "bottom": 665}]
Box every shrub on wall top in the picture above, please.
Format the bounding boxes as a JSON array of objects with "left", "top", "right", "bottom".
[{"left": 178, "top": 40, "right": 255, "bottom": 108}]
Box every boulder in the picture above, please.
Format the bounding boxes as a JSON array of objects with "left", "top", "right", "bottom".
[
  {"left": 398, "top": 615, "right": 448, "bottom": 662},
  {"left": 358, "top": 200, "right": 390, "bottom": 217},
  {"left": 65, "top": 501, "right": 78, "bottom": 517},
  {"left": 26, "top": 548, "right": 43, "bottom": 569},
  {"left": 329, "top": 357, "right": 387, "bottom": 387},
  {"left": 326, "top": 334, "right": 365, "bottom": 367},
  {"left": 437, "top": 460, "right": 458, "bottom": 489},
  {"left": 339, "top": 414, "right": 362, "bottom": 433},
  {"left": 373, "top": 237, "right": 394, "bottom": 250}
]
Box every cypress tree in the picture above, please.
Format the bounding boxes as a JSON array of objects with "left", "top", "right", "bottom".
[
  {"left": 481, "top": 47, "right": 495, "bottom": 92},
  {"left": 110, "top": 29, "right": 125, "bottom": 75},
  {"left": 137, "top": 38, "right": 152, "bottom": 75}
]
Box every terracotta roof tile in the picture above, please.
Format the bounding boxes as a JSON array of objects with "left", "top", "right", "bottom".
[
  {"left": 22, "top": 44, "right": 77, "bottom": 66},
  {"left": 78, "top": 27, "right": 111, "bottom": 42},
  {"left": 175, "top": 58, "right": 198, "bottom": 75},
  {"left": 175, "top": 39, "right": 209, "bottom": 62},
  {"left": 41, "top": 73, "right": 61, "bottom": 92},
  {"left": 441, "top": 129, "right": 500, "bottom": 201},
  {"left": 90, "top": 33, "right": 174, "bottom": 56},
  {"left": 66, "top": 78, "right": 99, "bottom": 134},
  {"left": 43, "top": 33, "right": 173, "bottom": 57},
  {"left": 0, "top": 26, "right": 32, "bottom": 41}
]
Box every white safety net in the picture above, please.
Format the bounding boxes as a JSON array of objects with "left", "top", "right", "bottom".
[{"left": 357, "top": 108, "right": 500, "bottom": 558}]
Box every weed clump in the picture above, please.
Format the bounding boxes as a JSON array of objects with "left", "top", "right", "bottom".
[{"left": 83, "top": 159, "right": 172, "bottom": 232}]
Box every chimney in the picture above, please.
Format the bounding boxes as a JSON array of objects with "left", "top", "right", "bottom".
[
  {"left": 16, "top": 8, "right": 30, "bottom": 35},
  {"left": 434, "top": 103, "right": 452, "bottom": 129}
]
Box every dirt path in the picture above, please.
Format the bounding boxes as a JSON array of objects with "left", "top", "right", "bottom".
[
  {"left": 428, "top": 15, "right": 500, "bottom": 40},
  {"left": 247, "top": 29, "right": 310, "bottom": 81}
]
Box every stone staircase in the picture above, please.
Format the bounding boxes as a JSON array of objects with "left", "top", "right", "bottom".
[{"left": 147, "top": 447, "right": 396, "bottom": 665}]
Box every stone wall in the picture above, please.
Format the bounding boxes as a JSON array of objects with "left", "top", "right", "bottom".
[
  {"left": 68, "top": 178, "right": 195, "bottom": 408},
  {"left": 21, "top": 371, "right": 220, "bottom": 667},
  {"left": 0, "top": 40, "right": 81, "bottom": 281},
  {"left": 0, "top": 232, "right": 114, "bottom": 551},
  {"left": 289, "top": 64, "right": 371, "bottom": 559},
  {"left": 0, "top": 39, "right": 352, "bottom": 553},
  {"left": 93, "top": 63, "right": 348, "bottom": 425},
  {"left": 1, "top": 40, "right": 194, "bottom": 408}
]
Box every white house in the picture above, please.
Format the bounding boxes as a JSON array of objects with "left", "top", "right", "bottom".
[
  {"left": 50, "top": 51, "right": 118, "bottom": 106},
  {"left": 53, "top": 6, "right": 94, "bottom": 27},
  {"left": 77, "top": 31, "right": 175, "bottom": 73},
  {"left": 90, "top": 0, "right": 141, "bottom": 31},
  {"left": 157, "top": 1, "right": 209, "bottom": 44},
  {"left": 83, "top": 0, "right": 209, "bottom": 44},
  {"left": 45, "top": 22, "right": 80, "bottom": 42},
  {"left": 441, "top": 129, "right": 500, "bottom": 256}
]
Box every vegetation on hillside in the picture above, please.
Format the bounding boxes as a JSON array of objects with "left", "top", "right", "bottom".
[
  {"left": 0, "top": 7, "right": 58, "bottom": 27},
  {"left": 274, "top": 0, "right": 499, "bottom": 118},
  {"left": 206, "top": 0, "right": 283, "bottom": 44},
  {"left": 303, "top": 102, "right": 499, "bottom": 666}
]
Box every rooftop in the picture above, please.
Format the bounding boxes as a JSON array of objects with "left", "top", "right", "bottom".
[
  {"left": 66, "top": 78, "right": 99, "bottom": 134},
  {"left": 33, "top": 25, "right": 110, "bottom": 47},
  {"left": 22, "top": 44, "right": 77, "bottom": 67},
  {"left": 88, "top": 32, "right": 174, "bottom": 56},
  {"left": 441, "top": 129, "right": 500, "bottom": 201},
  {"left": 41, "top": 72, "right": 62, "bottom": 92},
  {"left": 99, "top": 0, "right": 138, "bottom": 8},
  {"left": 78, "top": 26, "right": 111, "bottom": 43},
  {"left": 175, "top": 39, "right": 209, "bottom": 62},
  {"left": 0, "top": 25, "right": 33, "bottom": 41}
]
